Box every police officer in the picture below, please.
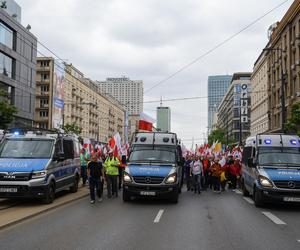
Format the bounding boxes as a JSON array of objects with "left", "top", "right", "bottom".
[{"left": 104, "top": 150, "right": 120, "bottom": 198}]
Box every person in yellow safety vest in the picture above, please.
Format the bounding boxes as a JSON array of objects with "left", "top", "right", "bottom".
[{"left": 104, "top": 150, "right": 120, "bottom": 198}]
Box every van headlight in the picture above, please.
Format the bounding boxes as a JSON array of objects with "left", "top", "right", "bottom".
[
  {"left": 123, "top": 172, "right": 133, "bottom": 183},
  {"left": 165, "top": 173, "right": 177, "bottom": 184},
  {"left": 259, "top": 176, "right": 273, "bottom": 188},
  {"left": 32, "top": 171, "right": 47, "bottom": 179}
]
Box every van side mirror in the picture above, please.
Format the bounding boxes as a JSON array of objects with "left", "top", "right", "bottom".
[{"left": 247, "top": 158, "right": 256, "bottom": 168}]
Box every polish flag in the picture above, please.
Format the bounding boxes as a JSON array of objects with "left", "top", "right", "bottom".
[{"left": 139, "top": 112, "right": 156, "bottom": 131}]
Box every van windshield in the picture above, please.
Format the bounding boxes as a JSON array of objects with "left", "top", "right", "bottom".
[
  {"left": 258, "top": 152, "right": 300, "bottom": 166},
  {"left": 129, "top": 146, "right": 176, "bottom": 163},
  {"left": 0, "top": 139, "right": 54, "bottom": 159}
]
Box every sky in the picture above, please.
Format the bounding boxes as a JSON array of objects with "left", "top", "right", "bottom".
[{"left": 20, "top": 0, "right": 293, "bottom": 147}]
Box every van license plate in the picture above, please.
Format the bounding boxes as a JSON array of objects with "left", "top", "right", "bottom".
[
  {"left": 140, "top": 191, "right": 155, "bottom": 196},
  {"left": 283, "top": 197, "right": 300, "bottom": 202},
  {"left": 0, "top": 188, "right": 17, "bottom": 193}
]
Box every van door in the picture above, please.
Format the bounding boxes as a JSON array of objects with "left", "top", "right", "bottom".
[
  {"left": 61, "top": 139, "right": 75, "bottom": 187},
  {"left": 242, "top": 146, "right": 253, "bottom": 189}
]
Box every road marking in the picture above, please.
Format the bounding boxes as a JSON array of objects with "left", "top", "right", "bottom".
[
  {"left": 261, "top": 212, "right": 286, "bottom": 225},
  {"left": 243, "top": 197, "right": 254, "bottom": 205},
  {"left": 154, "top": 209, "right": 164, "bottom": 223},
  {"left": 235, "top": 190, "right": 242, "bottom": 195}
]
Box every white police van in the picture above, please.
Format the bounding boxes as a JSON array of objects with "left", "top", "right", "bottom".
[
  {"left": 123, "top": 132, "right": 183, "bottom": 203},
  {"left": 241, "top": 134, "right": 300, "bottom": 207},
  {"left": 0, "top": 129, "right": 81, "bottom": 203}
]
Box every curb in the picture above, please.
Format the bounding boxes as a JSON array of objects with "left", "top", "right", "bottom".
[{"left": 0, "top": 189, "right": 89, "bottom": 231}]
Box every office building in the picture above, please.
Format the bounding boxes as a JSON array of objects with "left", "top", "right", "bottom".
[
  {"left": 207, "top": 75, "right": 232, "bottom": 133},
  {"left": 217, "top": 73, "right": 252, "bottom": 144},
  {"left": 157, "top": 106, "right": 171, "bottom": 132},
  {"left": 250, "top": 49, "right": 269, "bottom": 135},
  {"left": 97, "top": 77, "right": 143, "bottom": 115},
  {"left": 35, "top": 57, "right": 125, "bottom": 142},
  {"left": 0, "top": 7, "right": 37, "bottom": 128}
]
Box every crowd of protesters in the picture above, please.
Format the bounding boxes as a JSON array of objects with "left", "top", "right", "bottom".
[{"left": 183, "top": 152, "right": 242, "bottom": 194}]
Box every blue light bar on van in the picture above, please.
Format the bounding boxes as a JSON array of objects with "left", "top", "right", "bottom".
[
  {"left": 264, "top": 139, "right": 271, "bottom": 144},
  {"left": 14, "top": 131, "right": 19, "bottom": 136},
  {"left": 290, "top": 139, "right": 298, "bottom": 145}
]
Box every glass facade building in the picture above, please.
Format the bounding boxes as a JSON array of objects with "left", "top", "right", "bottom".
[{"left": 207, "top": 75, "right": 232, "bottom": 132}]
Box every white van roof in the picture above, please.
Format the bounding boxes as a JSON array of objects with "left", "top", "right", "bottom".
[
  {"left": 245, "top": 134, "right": 300, "bottom": 148},
  {"left": 132, "top": 132, "right": 178, "bottom": 146}
]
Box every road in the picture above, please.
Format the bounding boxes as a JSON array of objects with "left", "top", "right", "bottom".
[{"left": 0, "top": 188, "right": 300, "bottom": 250}]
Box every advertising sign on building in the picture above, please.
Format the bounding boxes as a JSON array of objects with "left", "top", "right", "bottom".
[
  {"left": 52, "top": 61, "right": 65, "bottom": 128},
  {"left": 240, "top": 84, "right": 248, "bottom": 124}
]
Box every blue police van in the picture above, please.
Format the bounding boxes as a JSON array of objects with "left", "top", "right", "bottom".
[
  {"left": 241, "top": 134, "right": 300, "bottom": 207},
  {"left": 0, "top": 129, "right": 81, "bottom": 203},
  {"left": 123, "top": 132, "right": 183, "bottom": 203}
]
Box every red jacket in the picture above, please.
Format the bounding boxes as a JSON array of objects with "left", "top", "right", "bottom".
[{"left": 227, "top": 163, "right": 241, "bottom": 176}]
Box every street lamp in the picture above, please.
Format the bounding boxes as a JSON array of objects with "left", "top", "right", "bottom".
[{"left": 263, "top": 47, "right": 286, "bottom": 132}]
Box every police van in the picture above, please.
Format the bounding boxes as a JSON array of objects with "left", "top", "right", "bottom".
[
  {"left": 0, "top": 129, "right": 81, "bottom": 203},
  {"left": 241, "top": 134, "right": 300, "bottom": 207},
  {"left": 123, "top": 132, "right": 183, "bottom": 203}
]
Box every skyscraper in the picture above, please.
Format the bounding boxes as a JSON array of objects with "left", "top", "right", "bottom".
[
  {"left": 207, "top": 75, "right": 232, "bottom": 132},
  {"left": 156, "top": 106, "right": 171, "bottom": 132},
  {"left": 97, "top": 77, "right": 143, "bottom": 115}
]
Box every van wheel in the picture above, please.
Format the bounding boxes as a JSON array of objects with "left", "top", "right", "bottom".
[
  {"left": 70, "top": 175, "right": 79, "bottom": 193},
  {"left": 254, "top": 188, "right": 264, "bottom": 207},
  {"left": 170, "top": 188, "right": 179, "bottom": 203},
  {"left": 242, "top": 179, "right": 249, "bottom": 197},
  {"left": 123, "top": 190, "right": 131, "bottom": 202},
  {"left": 43, "top": 182, "right": 55, "bottom": 204}
]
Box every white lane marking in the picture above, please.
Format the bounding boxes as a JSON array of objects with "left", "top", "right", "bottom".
[
  {"left": 235, "top": 190, "right": 242, "bottom": 195},
  {"left": 262, "top": 212, "right": 286, "bottom": 225},
  {"left": 243, "top": 197, "right": 254, "bottom": 205},
  {"left": 154, "top": 209, "right": 164, "bottom": 223}
]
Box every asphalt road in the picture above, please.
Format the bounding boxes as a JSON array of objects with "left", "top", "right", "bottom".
[{"left": 1, "top": 188, "right": 300, "bottom": 250}]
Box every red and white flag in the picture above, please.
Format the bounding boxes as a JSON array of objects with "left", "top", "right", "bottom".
[{"left": 139, "top": 112, "right": 156, "bottom": 131}]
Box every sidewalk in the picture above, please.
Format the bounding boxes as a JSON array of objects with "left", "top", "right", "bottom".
[{"left": 0, "top": 186, "right": 89, "bottom": 230}]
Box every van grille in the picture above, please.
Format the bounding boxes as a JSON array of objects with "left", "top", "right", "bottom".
[
  {"left": 133, "top": 176, "right": 165, "bottom": 184},
  {"left": 273, "top": 181, "right": 300, "bottom": 189},
  {"left": 0, "top": 173, "right": 31, "bottom": 181}
]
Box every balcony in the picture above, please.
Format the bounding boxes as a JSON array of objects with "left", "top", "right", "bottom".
[
  {"left": 35, "top": 117, "right": 49, "bottom": 122},
  {"left": 36, "top": 66, "right": 50, "bottom": 72},
  {"left": 36, "top": 91, "right": 50, "bottom": 97}
]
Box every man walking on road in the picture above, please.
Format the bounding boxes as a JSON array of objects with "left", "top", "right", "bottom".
[
  {"left": 104, "top": 150, "right": 120, "bottom": 198},
  {"left": 87, "top": 154, "right": 104, "bottom": 204}
]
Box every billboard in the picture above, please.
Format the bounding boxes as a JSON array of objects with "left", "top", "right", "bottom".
[{"left": 52, "top": 61, "right": 65, "bottom": 129}]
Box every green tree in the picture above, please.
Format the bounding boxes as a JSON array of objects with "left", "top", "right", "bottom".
[
  {"left": 0, "top": 90, "right": 18, "bottom": 129},
  {"left": 60, "top": 122, "right": 82, "bottom": 135},
  {"left": 284, "top": 102, "right": 300, "bottom": 136},
  {"left": 208, "top": 127, "right": 235, "bottom": 146}
]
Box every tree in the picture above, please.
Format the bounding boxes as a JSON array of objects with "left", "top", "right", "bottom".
[
  {"left": 208, "top": 127, "right": 235, "bottom": 146},
  {"left": 60, "top": 122, "right": 82, "bottom": 135},
  {"left": 284, "top": 102, "right": 300, "bottom": 136},
  {"left": 0, "top": 90, "right": 18, "bottom": 129}
]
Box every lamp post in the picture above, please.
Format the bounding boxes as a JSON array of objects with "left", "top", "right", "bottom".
[{"left": 263, "top": 47, "right": 286, "bottom": 132}]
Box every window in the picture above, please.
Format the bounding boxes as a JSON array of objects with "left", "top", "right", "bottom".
[
  {"left": 39, "top": 111, "right": 48, "bottom": 117},
  {"left": 40, "top": 85, "right": 49, "bottom": 92},
  {"left": 40, "top": 99, "right": 49, "bottom": 108},
  {"left": 0, "top": 22, "right": 14, "bottom": 49},
  {"left": 63, "top": 139, "right": 74, "bottom": 160},
  {"left": 0, "top": 52, "right": 14, "bottom": 78}
]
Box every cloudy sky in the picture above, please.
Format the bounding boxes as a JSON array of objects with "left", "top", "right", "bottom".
[{"left": 21, "top": 0, "right": 292, "bottom": 147}]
